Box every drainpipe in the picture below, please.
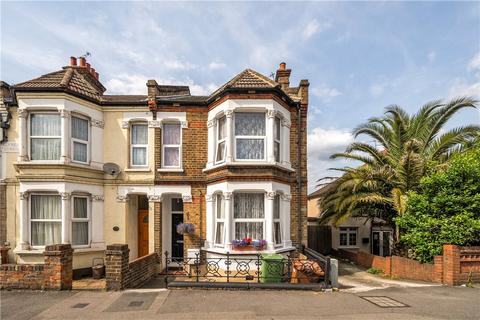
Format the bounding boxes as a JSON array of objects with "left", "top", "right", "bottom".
[{"left": 296, "top": 103, "right": 302, "bottom": 250}]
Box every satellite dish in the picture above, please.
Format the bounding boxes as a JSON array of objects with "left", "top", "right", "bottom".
[{"left": 103, "top": 163, "right": 121, "bottom": 176}]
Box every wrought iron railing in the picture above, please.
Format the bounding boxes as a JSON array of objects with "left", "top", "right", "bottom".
[{"left": 161, "top": 250, "right": 330, "bottom": 288}]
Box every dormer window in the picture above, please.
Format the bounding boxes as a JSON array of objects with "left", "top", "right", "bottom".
[
  {"left": 30, "top": 113, "right": 61, "bottom": 160},
  {"left": 234, "top": 112, "right": 265, "bottom": 160}
]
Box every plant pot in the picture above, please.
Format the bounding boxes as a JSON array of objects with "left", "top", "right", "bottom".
[{"left": 233, "top": 245, "right": 266, "bottom": 252}]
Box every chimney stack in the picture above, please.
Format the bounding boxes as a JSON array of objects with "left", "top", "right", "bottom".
[
  {"left": 90, "top": 67, "right": 96, "bottom": 76},
  {"left": 79, "top": 57, "right": 86, "bottom": 67},
  {"left": 94, "top": 72, "right": 99, "bottom": 80},
  {"left": 275, "top": 62, "right": 291, "bottom": 89},
  {"left": 86, "top": 62, "right": 91, "bottom": 72},
  {"left": 70, "top": 56, "right": 77, "bottom": 66}
]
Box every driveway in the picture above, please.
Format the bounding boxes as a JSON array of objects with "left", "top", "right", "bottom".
[
  {"left": 337, "top": 259, "right": 439, "bottom": 292},
  {"left": 1, "top": 286, "right": 479, "bottom": 320}
]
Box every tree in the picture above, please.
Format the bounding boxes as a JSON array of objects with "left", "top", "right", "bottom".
[
  {"left": 318, "top": 97, "right": 479, "bottom": 245},
  {"left": 395, "top": 146, "right": 480, "bottom": 263}
]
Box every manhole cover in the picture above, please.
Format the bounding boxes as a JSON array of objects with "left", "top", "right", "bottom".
[
  {"left": 128, "top": 301, "right": 144, "bottom": 307},
  {"left": 361, "top": 296, "right": 409, "bottom": 308},
  {"left": 72, "top": 303, "right": 89, "bottom": 309}
]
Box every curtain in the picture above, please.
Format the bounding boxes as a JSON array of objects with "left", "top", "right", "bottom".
[
  {"left": 163, "top": 123, "right": 180, "bottom": 144},
  {"left": 164, "top": 147, "right": 179, "bottom": 166},
  {"left": 72, "top": 222, "right": 88, "bottom": 245},
  {"left": 31, "top": 195, "right": 61, "bottom": 246},
  {"left": 31, "top": 138, "right": 61, "bottom": 160},
  {"left": 274, "top": 222, "right": 282, "bottom": 244},
  {"left": 73, "top": 141, "right": 87, "bottom": 162},
  {"left": 73, "top": 197, "right": 87, "bottom": 218},
  {"left": 235, "top": 222, "right": 263, "bottom": 240},
  {"left": 215, "top": 222, "right": 224, "bottom": 245},
  {"left": 31, "top": 114, "right": 60, "bottom": 136},
  {"left": 273, "top": 195, "right": 280, "bottom": 219},
  {"left": 234, "top": 113, "right": 265, "bottom": 136},
  {"left": 72, "top": 117, "right": 88, "bottom": 141},
  {"left": 31, "top": 113, "right": 61, "bottom": 161},
  {"left": 236, "top": 139, "right": 264, "bottom": 159},
  {"left": 274, "top": 141, "right": 280, "bottom": 162},
  {"left": 218, "top": 116, "right": 226, "bottom": 139},
  {"left": 215, "top": 194, "right": 224, "bottom": 219},
  {"left": 132, "top": 124, "right": 148, "bottom": 144},
  {"left": 274, "top": 117, "right": 281, "bottom": 140},
  {"left": 132, "top": 147, "right": 147, "bottom": 165},
  {"left": 234, "top": 193, "right": 264, "bottom": 218}
]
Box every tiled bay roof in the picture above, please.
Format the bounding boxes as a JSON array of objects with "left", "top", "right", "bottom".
[
  {"left": 209, "top": 69, "right": 279, "bottom": 98},
  {"left": 14, "top": 67, "right": 106, "bottom": 102}
]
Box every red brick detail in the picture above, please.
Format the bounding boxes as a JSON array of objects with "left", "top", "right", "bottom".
[
  {"left": 105, "top": 244, "right": 158, "bottom": 291},
  {"left": 0, "top": 244, "right": 73, "bottom": 290}
]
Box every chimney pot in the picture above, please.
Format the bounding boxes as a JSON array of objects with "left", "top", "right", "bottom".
[
  {"left": 90, "top": 67, "right": 96, "bottom": 76},
  {"left": 70, "top": 56, "right": 77, "bottom": 66},
  {"left": 279, "top": 62, "right": 286, "bottom": 70},
  {"left": 79, "top": 57, "right": 86, "bottom": 67},
  {"left": 95, "top": 72, "right": 99, "bottom": 80},
  {"left": 86, "top": 63, "right": 91, "bottom": 72}
]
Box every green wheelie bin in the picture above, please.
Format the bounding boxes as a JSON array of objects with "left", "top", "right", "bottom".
[{"left": 260, "top": 253, "right": 284, "bottom": 283}]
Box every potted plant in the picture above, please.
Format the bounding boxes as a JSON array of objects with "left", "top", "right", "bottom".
[
  {"left": 232, "top": 238, "right": 267, "bottom": 251},
  {"left": 176, "top": 223, "right": 195, "bottom": 235}
]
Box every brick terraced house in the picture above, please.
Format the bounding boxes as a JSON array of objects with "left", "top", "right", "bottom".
[{"left": 0, "top": 58, "right": 308, "bottom": 276}]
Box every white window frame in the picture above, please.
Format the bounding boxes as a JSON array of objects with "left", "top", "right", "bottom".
[
  {"left": 28, "top": 112, "right": 61, "bottom": 161},
  {"left": 71, "top": 195, "right": 91, "bottom": 248},
  {"left": 130, "top": 122, "right": 149, "bottom": 168},
  {"left": 274, "top": 116, "right": 281, "bottom": 163},
  {"left": 339, "top": 227, "right": 358, "bottom": 247},
  {"left": 71, "top": 114, "right": 90, "bottom": 164},
  {"left": 213, "top": 193, "right": 225, "bottom": 247},
  {"left": 29, "top": 193, "right": 62, "bottom": 249},
  {"left": 234, "top": 112, "right": 266, "bottom": 161},
  {"left": 215, "top": 115, "right": 227, "bottom": 164},
  {"left": 232, "top": 192, "right": 265, "bottom": 241},
  {"left": 273, "top": 194, "right": 282, "bottom": 246},
  {"left": 161, "top": 122, "right": 182, "bottom": 169}
]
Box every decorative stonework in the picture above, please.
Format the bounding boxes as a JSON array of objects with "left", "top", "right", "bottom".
[
  {"left": 116, "top": 195, "right": 128, "bottom": 202},
  {"left": 266, "top": 191, "right": 277, "bottom": 200},
  {"left": 91, "top": 119, "right": 105, "bottom": 128},
  {"left": 281, "top": 193, "right": 292, "bottom": 201},
  {"left": 147, "top": 194, "right": 161, "bottom": 202},
  {"left": 282, "top": 118, "right": 291, "bottom": 128},
  {"left": 19, "top": 192, "right": 29, "bottom": 200},
  {"left": 148, "top": 120, "right": 162, "bottom": 128},
  {"left": 59, "top": 109, "right": 71, "bottom": 118},
  {"left": 267, "top": 109, "right": 276, "bottom": 118},
  {"left": 60, "top": 192, "right": 71, "bottom": 200},
  {"left": 17, "top": 109, "right": 28, "bottom": 118},
  {"left": 223, "top": 192, "right": 232, "bottom": 200},
  {"left": 92, "top": 195, "right": 104, "bottom": 201},
  {"left": 181, "top": 121, "right": 188, "bottom": 129},
  {"left": 121, "top": 121, "right": 129, "bottom": 129},
  {"left": 182, "top": 195, "right": 192, "bottom": 203},
  {"left": 205, "top": 194, "right": 213, "bottom": 202},
  {"left": 224, "top": 110, "right": 234, "bottom": 118},
  {"left": 207, "top": 119, "right": 216, "bottom": 128}
]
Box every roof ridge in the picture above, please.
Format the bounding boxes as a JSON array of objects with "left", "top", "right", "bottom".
[
  {"left": 244, "top": 68, "right": 278, "bottom": 87},
  {"left": 60, "top": 68, "right": 74, "bottom": 87}
]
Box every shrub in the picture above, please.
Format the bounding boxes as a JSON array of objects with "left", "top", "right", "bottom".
[
  {"left": 396, "top": 146, "right": 480, "bottom": 263},
  {"left": 366, "top": 267, "right": 382, "bottom": 275}
]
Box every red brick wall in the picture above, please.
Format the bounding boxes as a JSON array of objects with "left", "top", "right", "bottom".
[{"left": 0, "top": 244, "right": 73, "bottom": 290}]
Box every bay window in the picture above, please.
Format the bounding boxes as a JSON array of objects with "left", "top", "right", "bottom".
[
  {"left": 233, "top": 193, "right": 264, "bottom": 241},
  {"left": 216, "top": 116, "right": 226, "bottom": 163},
  {"left": 131, "top": 123, "right": 148, "bottom": 166},
  {"left": 214, "top": 193, "right": 225, "bottom": 246},
  {"left": 30, "top": 113, "right": 61, "bottom": 160},
  {"left": 72, "top": 196, "right": 89, "bottom": 246},
  {"left": 274, "top": 116, "right": 281, "bottom": 163},
  {"left": 162, "top": 123, "right": 181, "bottom": 168},
  {"left": 273, "top": 194, "right": 282, "bottom": 245},
  {"left": 30, "top": 194, "right": 61, "bottom": 246},
  {"left": 234, "top": 113, "right": 265, "bottom": 160},
  {"left": 71, "top": 116, "right": 89, "bottom": 163}
]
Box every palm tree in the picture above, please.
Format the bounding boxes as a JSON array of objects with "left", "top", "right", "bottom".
[{"left": 317, "top": 97, "right": 479, "bottom": 244}]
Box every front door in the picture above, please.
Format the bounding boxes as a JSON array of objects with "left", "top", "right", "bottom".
[
  {"left": 372, "top": 231, "right": 391, "bottom": 257},
  {"left": 138, "top": 210, "right": 149, "bottom": 257},
  {"left": 172, "top": 213, "right": 184, "bottom": 259}
]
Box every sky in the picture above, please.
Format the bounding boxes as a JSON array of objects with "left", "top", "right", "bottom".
[{"left": 1, "top": 1, "right": 479, "bottom": 192}]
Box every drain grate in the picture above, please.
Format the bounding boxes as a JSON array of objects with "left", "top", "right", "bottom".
[
  {"left": 361, "top": 296, "right": 409, "bottom": 308},
  {"left": 72, "top": 303, "right": 89, "bottom": 309},
  {"left": 128, "top": 301, "right": 144, "bottom": 307}
]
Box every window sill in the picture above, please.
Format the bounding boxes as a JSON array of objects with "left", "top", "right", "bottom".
[
  {"left": 14, "top": 246, "right": 105, "bottom": 255},
  {"left": 203, "top": 161, "right": 294, "bottom": 173},
  {"left": 157, "top": 168, "right": 184, "bottom": 173},
  {"left": 125, "top": 168, "right": 151, "bottom": 172},
  {"left": 202, "top": 246, "right": 296, "bottom": 255}
]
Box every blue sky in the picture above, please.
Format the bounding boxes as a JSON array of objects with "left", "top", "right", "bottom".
[{"left": 1, "top": 1, "right": 479, "bottom": 192}]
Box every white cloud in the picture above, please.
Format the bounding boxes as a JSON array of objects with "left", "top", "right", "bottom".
[
  {"left": 428, "top": 51, "right": 436, "bottom": 63},
  {"left": 302, "top": 19, "right": 331, "bottom": 40},
  {"left": 164, "top": 60, "right": 197, "bottom": 70},
  {"left": 448, "top": 78, "right": 480, "bottom": 99},
  {"left": 468, "top": 52, "right": 480, "bottom": 71},
  {"left": 369, "top": 83, "right": 385, "bottom": 96},
  {"left": 312, "top": 84, "right": 341, "bottom": 102},
  {"left": 208, "top": 61, "right": 226, "bottom": 70}
]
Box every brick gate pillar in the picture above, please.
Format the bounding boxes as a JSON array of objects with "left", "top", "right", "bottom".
[
  {"left": 105, "top": 244, "right": 130, "bottom": 290},
  {"left": 443, "top": 244, "right": 461, "bottom": 285},
  {"left": 43, "top": 244, "right": 73, "bottom": 290}
]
